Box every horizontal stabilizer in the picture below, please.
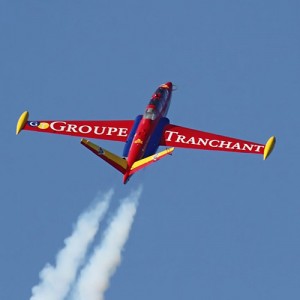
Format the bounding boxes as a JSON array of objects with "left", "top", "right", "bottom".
[
  {"left": 129, "top": 147, "right": 174, "bottom": 176},
  {"left": 81, "top": 139, "right": 127, "bottom": 174}
]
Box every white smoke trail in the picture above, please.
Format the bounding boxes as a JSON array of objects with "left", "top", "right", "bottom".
[
  {"left": 30, "top": 190, "right": 113, "bottom": 300},
  {"left": 72, "top": 187, "right": 142, "bottom": 300}
]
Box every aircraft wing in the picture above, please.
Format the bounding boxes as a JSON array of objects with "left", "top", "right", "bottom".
[
  {"left": 160, "top": 123, "right": 276, "bottom": 160},
  {"left": 16, "top": 111, "right": 134, "bottom": 142}
]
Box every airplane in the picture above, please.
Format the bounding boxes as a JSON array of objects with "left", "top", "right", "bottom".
[{"left": 16, "top": 82, "right": 276, "bottom": 184}]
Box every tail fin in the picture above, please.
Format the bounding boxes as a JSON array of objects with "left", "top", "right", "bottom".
[
  {"left": 129, "top": 147, "right": 174, "bottom": 176},
  {"left": 81, "top": 139, "right": 127, "bottom": 174}
]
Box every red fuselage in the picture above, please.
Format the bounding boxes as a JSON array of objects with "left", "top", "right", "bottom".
[{"left": 123, "top": 82, "right": 173, "bottom": 183}]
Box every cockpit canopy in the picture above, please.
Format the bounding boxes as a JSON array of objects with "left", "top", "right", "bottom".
[
  {"left": 151, "top": 87, "right": 168, "bottom": 99},
  {"left": 144, "top": 107, "right": 157, "bottom": 120},
  {"left": 144, "top": 85, "right": 170, "bottom": 120}
]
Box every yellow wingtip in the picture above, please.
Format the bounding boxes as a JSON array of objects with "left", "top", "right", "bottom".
[
  {"left": 263, "top": 136, "right": 276, "bottom": 160},
  {"left": 16, "top": 111, "right": 29, "bottom": 135}
]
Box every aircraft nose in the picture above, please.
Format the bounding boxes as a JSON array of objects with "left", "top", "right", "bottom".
[{"left": 161, "top": 82, "right": 173, "bottom": 89}]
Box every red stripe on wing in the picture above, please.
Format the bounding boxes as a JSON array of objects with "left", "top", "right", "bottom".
[
  {"left": 23, "top": 120, "right": 134, "bottom": 142},
  {"left": 160, "top": 124, "right": 264, "bottom": 155}
]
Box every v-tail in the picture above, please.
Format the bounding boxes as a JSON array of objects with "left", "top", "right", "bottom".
[{"left": 81, "top": 139, "right": 174, "bottom": 184}]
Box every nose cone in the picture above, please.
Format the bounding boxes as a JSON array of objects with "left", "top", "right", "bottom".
[{"left": 161, "top": 82, "right": 173, "bottom": 89}]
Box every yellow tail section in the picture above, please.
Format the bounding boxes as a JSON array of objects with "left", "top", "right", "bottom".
[
  {"left": 129, "top": 147, "right": 174, "bottom": 175},
  {"left": 81, "top": 139, "right": 128, "bottom": 174},
  {"left": 81, "top": 139, "right": 174, "bottom": 182}
]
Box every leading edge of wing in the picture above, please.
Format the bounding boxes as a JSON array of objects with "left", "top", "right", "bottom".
[
  {"left": 16, "top": 111, "right": 134, "bottom": 142},
  {"left": 160, "top": 123, "right": 276, "bottom": 158}
]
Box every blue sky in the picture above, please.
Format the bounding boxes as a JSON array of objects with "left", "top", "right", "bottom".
[{"left": 1, "top": 0, "right": 300, "bottom": 299}]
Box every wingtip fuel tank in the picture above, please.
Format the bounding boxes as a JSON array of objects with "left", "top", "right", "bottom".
[
  {"left": 263, "top": 136, "right": 276, "bottom": 160},
  {"left": 16, "top": 111, "right": 29, "bottom": 135}
]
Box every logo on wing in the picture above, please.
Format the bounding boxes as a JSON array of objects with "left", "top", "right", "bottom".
[{"left": 28, "top": 121, "right": 50, "bottom": 130}]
